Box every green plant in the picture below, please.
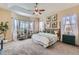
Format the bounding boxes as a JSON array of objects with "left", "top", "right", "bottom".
[{"left": 0, "top": 21, "right": 8, "bottom": 40}]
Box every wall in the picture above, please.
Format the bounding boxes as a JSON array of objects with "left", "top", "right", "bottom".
[
  {"left": 0, "top": 8, "right": 12, "bottom": 41},
  {"left": 57, "top": 5, "right": 79, "bottom": 45},
  {"left": 58, "top": 5, "right": 79, "bottom": 26}
]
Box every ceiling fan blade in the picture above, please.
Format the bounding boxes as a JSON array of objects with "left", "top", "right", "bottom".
[{"left": 39, "top": 9, "right": 45, "bottom": 11}]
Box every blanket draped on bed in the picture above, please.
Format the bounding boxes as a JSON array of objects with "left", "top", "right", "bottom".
[{"left": 32, "top": 33, "right": 58, "bottom": 48}]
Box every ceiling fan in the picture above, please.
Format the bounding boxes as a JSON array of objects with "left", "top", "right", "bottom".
[{"left": 33, "top": 3, "right": 45, "bottom": 15}]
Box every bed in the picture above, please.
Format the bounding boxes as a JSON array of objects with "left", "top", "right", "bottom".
[{"left": 32, "top": 33, "right": 58, "bottom": 48}]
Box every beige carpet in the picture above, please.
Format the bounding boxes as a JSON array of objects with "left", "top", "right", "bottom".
[{"left": 1, "top": 39, "right": 79, "bottom": 55}]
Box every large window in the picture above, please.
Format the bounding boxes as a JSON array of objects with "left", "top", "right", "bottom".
[
  {"left": 61, "top": 15, "right": 78, "bottom": 35},
  {"left": 13, "top": 19, "right": 35, "bottom": 39}
]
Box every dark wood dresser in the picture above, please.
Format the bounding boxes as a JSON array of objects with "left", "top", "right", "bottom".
[{"left": 62, "top": 35, "right": 75, "bottom": 45}]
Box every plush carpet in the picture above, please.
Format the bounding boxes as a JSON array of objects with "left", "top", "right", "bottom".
[{"left": 0, "top": 39, "right": 79, "bottom": 55}]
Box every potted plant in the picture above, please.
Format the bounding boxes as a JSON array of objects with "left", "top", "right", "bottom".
[{"left": 0, "top": 21, "right": 8, "bottom": 43}]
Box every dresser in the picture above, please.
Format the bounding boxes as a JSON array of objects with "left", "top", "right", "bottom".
[{"left": 62, "top": 35, "right": 75, "bottom": 45}]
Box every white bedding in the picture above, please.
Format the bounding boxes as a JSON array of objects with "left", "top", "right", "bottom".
[
  {"left": 32, "top": 33, "right": 58, "bottom": 48},
  {"left": 32, "top": 34, "right": 50, "bottom": 47},
  {"left": 38, "top": 33, "right": 57, "bottom": 42}
]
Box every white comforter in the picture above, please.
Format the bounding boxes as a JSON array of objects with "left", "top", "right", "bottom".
[
  {"left": 32, "top": 33, "right": 58, "bottom": 48},
  {"left": 38, "top": 33, "right": 57, "bottom": 42}
]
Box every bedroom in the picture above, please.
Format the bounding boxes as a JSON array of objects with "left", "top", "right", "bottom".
[{"left": 0, "top": 3, "right": 79, "bottom": 55}]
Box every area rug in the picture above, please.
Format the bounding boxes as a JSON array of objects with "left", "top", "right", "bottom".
[{"left": 1, "top": 39, "right": 79, "bottom": 55}]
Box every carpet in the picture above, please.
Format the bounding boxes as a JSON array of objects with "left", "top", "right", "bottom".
[{"left": 1, "top": 39, "right": 79, "bottom": 55}]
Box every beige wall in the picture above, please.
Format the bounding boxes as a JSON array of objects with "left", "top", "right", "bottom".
[
  {"left": 0, "top": 8, "right": 12, "bottom": 41},
  {"left": 56, "top": 5, "right": 79, "bottom": 45},
  {"left": 58, "top": 5, "right": 79, "bottom": 28}
]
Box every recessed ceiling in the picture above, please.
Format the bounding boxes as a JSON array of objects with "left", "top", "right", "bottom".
[{"left": 0, "top": 3, "right": 79, "bottom": 18}]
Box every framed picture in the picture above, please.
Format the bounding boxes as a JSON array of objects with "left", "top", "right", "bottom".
[
  {"left": 46, "top": 14, "right": 57, "bottom": 29},
  {"left": 46, "top": 17, "right": 51, "bottom": 22},
  {"left": 51, "top": 22, "right": 57, "bottom": 28},
  {"left": 51, "top": 14, "right": 57, "bottom": 21}
]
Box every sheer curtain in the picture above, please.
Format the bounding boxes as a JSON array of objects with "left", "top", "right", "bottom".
[{"left": 39, "top": 21, "right": 45, "bottom": 32}]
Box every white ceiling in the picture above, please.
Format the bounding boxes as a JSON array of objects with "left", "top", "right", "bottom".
[
  {"left": 0, "top": 3, "right": 79, "bottom": 18},
  {"left": 38, "top": 3, "right": 79, "bottom": 18}
]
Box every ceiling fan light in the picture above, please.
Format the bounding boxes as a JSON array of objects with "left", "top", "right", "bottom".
[
  {"left": 34, "top": 11, "right": 39, "bottom": 15},
  {"left": 35, "top": 7, "right": 38, "bottom": 10},
  {"left": 33, "top": 3, "right": 45, "bottom": 15},
  {"left": 35, "top": 8, "right": 38, "bottom": 12}
]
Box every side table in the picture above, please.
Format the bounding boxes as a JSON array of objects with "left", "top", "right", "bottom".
[{"left": 0, "top": 40, "right": 3, "bottom": 51}]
